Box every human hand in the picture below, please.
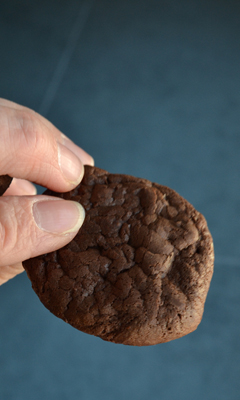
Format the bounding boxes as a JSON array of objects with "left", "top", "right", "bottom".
[{"left": 0, "top": 98, "right": 94, "bottom": 285}]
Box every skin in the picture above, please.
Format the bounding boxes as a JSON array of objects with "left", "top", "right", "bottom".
[{"left": 0, "top": 98, "right": 94, "bottom": 285}]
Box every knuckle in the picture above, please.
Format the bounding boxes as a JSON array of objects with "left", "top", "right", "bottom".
[
  {"left": 0, "top": 198, "right": 33, "bottom": 264},
  {"left": 1, "top": 108, "right": 48, "bottom": 163},
  {"left": 3, "top": 108, "right": 55, "bottom": 178},
  {"left": 0, "top": 202, "right": 16, "bottom": 254},
  {"left": 5, "top": 109, "right": 47, "bottom": 158},
  {"left": 17, "top": 110, "right": 45, "bottom": 153},
  {"left": 0, "top": 200, "right": 17, "bottom": 256}
]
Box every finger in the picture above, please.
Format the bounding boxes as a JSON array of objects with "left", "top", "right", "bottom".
[
  {"left": 0, "top": 98, "right": 94, "bottom": 167},
  {"left": 61, "top": 134, "right": 94, "bottom": 166},
  {"left": 4, "top": 178, "right": 37, "bottom": 196},
  {"left": 0, "top": 98, "right": 27, "bottom": 110},
  {"left": 0, "top": 105, "right": 85, "bottom": 192},
  {"left": 0, "top": 195, "right": 85, "bottom": 267},
  {"left": 0, "top": 262, "right": 24, "bottom": 286}
]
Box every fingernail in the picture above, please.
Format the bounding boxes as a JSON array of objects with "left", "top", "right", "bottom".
[
  {"left": 61, "top": 135, "right": 94, "bottom": 166},
  {"left": 58, "top": 142, "right": 84, "bottom": 184},
  {"left": 33, "top": 199, "right": 85, "bottom": 234}
]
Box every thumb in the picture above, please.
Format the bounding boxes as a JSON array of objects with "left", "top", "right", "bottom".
[{"left": 0, "top": 195, "right": 85, "bottom": 267}]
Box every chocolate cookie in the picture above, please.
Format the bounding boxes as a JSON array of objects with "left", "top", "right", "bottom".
[
  {"left": 0, "top": 175, "right": 13, "bottom": 196},
  {"left": 23, "top": 166, "right": 214, "bottom": 346}
]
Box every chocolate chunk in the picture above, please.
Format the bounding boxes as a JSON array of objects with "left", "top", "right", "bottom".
[
  {"left": 0, "top": 175, "right": 13, "bottom": 196},
  {"left": 23, "top": 166, "right": 214, "bottom": 346}
]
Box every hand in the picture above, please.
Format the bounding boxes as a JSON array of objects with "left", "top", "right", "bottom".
[{"left": 0, "top": 98, "right": 94, "bottom": 285}]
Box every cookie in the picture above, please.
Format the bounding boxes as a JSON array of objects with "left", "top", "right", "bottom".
[
  {"left": 23, "top": 166, "right": 214, "bottom": 346},
  {"left": 0, "top": 175, "right": 13, "bottom": 196}
]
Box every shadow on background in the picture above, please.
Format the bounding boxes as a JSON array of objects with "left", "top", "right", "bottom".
[{"left": 0, "top": 1, "right": 240, "bottom": 399}]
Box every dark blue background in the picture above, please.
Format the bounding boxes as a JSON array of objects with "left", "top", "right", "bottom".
[{"left": 0, "top": 1, "right": 240, "bottom": 399}]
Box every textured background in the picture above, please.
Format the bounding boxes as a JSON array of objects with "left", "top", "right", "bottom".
[{"left": 0, "top": 1, "right": 240, "bottom": 399}]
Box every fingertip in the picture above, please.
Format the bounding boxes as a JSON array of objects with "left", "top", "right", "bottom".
[
  {"left": 87, "top": 155, "right": 95, "bottom": 167},
  {"left": 4, "top": 178, "right": 37, "bottom": 196},
  {"left": 61, "top": 135, "right": 94, "bottom": 166},
  {"left": 0, "top": 262, "right": 24, "bottom": 286}
]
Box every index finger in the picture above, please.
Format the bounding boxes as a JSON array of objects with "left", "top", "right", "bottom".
[
  {"left": 0, "top": 98, "right": 94, "bottom": 167},
  {"left": 0, "top": 101, "right": 92, "bottom": 192}
]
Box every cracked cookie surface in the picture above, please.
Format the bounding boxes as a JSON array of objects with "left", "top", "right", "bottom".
[
  {"left": 23, "top": 166, "right": 214, "bottom": 346},
  {"left": 0, "top": 175, "right": 13, "bottom": 196}
]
